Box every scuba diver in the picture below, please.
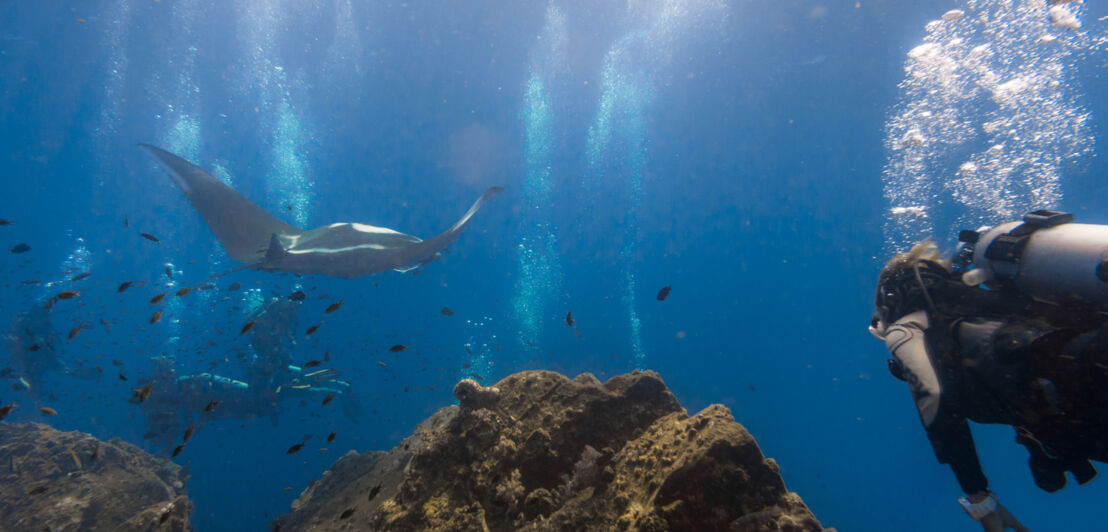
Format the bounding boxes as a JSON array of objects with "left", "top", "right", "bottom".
[
  {"left": 244, "top": 299, "right": 364, "bottom": 423},
  {"left": 871, "top": 210, "right": 1108, "bottom": 531},
  {"left": 3, "top": 299, "right": 99, "bottom": 404},
  {"left": 140, "top": 299, "right": 363, "bottom": 454}
]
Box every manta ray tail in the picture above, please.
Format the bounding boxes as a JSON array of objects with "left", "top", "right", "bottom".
[
  {"left": 415, "top": 187, "right": 504, "bottom": 257},
  {"left": 448, "top": 187, "right": 503, "bottom": 234},
  {"left": 141, "top": 145, "right": 301, "bottom": 264}
]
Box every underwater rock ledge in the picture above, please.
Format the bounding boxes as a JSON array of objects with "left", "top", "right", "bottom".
[
  {"left": 0, "top": 422, "right": 191, "bottom": 531},
  {"left": 275, "top": 370, "right": 832, "bottom": 532}
]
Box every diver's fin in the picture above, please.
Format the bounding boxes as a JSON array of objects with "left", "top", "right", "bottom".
[{"left": 140, "top": 144, "right": 302, "bottom": 264}]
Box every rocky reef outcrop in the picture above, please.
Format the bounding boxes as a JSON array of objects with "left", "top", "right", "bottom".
[
  {"left": 276, "top": 370, "right": 831, "bottom": 531},
  {"left": 0, "top": 422, "right": 191, "bottom": 531}
]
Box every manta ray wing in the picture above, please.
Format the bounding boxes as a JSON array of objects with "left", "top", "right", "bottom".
[{"left": 141, "top": 145, "right": 301, "bottom": 264}]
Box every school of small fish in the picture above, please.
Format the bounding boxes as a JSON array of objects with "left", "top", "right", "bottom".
[{"left": 0, "top": 208, "right": 680, "bottom": 529}]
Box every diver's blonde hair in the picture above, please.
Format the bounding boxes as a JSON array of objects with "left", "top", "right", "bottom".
[{"left": 881, "top": 239, "right": 950, "bottom": 278}]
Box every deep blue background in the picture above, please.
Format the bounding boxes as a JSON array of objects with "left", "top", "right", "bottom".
[{"left": 3, "top": 1, "right": 1108, "bottom": 530}]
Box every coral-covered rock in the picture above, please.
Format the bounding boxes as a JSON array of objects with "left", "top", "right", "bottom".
[
  {"left": 276, "top": 370, "right": 831, "bottom": 531},
  {"left": 0, "top": 422, "right": 191, "bottom": 531}
]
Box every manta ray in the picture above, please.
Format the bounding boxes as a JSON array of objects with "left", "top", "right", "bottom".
[{"left": 141, "top": 144, "right": 503, "bottom": 278}]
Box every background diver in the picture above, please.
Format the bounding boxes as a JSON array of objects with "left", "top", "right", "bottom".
[
  {"left": 141, "top": 299, "right": 363, "bottom": 454},
  {"left": 871, "top": 210, "right": 1108, "bottom": 531},
  {"left": 3, "top": 298, "right": 100, "bottom": 405}
]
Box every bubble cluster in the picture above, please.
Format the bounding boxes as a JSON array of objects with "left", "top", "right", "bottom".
[
  {"left": 585, "top": 0, "right": 725, "bottom": 368},
  {"left": 235, "top": 0, "right": 317, "bottom": 228},
  {"left": 461, "top": 316, "right": 497, "bottom": 383},
  {"left": 882, "top": 0, "right": 1101, "bottom": 251},
  {"left": 513, "top": 5, "right": 567, "bottom": 353}
]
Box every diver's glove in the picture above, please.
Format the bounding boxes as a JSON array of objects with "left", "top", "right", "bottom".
[
  {"left": 868, "top": 314, "right": 887, "bottom": 340},
  {"left": 959, "top": 492, "right": 1030, "bottom": 532}
]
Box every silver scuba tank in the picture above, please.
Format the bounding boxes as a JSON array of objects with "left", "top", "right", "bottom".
[{"left": 964, "top": 210, "right": 1108, "bottom": 307}]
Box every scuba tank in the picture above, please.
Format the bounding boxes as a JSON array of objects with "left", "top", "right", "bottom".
[{"left": 959, "top": 210, "right": 1108, "bottom": 307}]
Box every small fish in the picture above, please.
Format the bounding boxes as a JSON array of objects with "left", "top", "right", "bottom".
[
  {"left": 28, "top": 344, "right": 40, "bottom": 352},
  {"left": 9, "top": 243, "right": 30, "bottom": 253},
  {"left": 118, "top": 372, "right": 127, "bottom": 381},
  {"left": 70, "top": 272, "right": 90, "bottom": 283},
  {"left": 440, "top": 307, "right": 454, "bottom": 316},
  {"left": 241, "top": 320, "right": 257, "bottom": 335},
  {"left": 175, "top": 287, "right": 191, "bottom": 297},
  {"left": 0, "top": 403, "right": 15, "bottom": 420},
  {"left": 657, "top": 285, "right": 672, "bottom": 301},
  {"left": 182, "top": 425, "right": 196, "bottom": 443},
  {"left": 150, "top": 311, "right": 163, "bottom": 324},
  {"left": 172, "top": 444, "right": 185, "bottom": 457},
  {"left": 288, "top": 291, "right": 306, "bottom": 301},
  {"left": 303, "top": 359, "right": 322, "bottom": 368},
  {"left": 164, "top": 266, "right": 173, "bottom": 280},
  {"left": 469, "top": 373, "right": 484, "bottom": 382},
  {"left": 228, "top": 282, "right": 242, "bottom": 291},
  {"left": 389, "top": 344, "right": 408, "bottom": 353},
  {"left": 150, "top": 293, "right": 167, "bottom": 304},
  {"left": 325, "top": 301, "right": 343, "bottom": 314},
  {"left": 28, "top": 486, "right": 47, "bottom": 495},
  {"left": 141, "top": 232, "right": 160, "bottom": 242},
  {"left": 68, "top": 326, "right": 82, "bottom": 341},
  {"left": 57, "top": 290, "right": 79, "bottom": 300},
  {"left": 39, "top": 406, "right": 57, "bottom": 416},
  {"left": 326, "top": 431, "right": 336, "bottom": 443},
  {"left": 132, "top": 383, "right": 154, "bottom": 403},
  {"left": 340, "top": 508, "right": 355, "bottom": 520},
  {"left": 90, "top": 443, "right": 99, "bottom": 462},
  {"left": 323, "top": 350, "right": 331, "bottom": 362},
  {"left": 306, "top": 324, "right": 321, "bottom": 336},
  {"left": 377, "top": 361, "right": 387, "bottom": 368},
  {"left": 198, "top": 283, "right": 215, "bottom": 290},
  {"left": 68, "top": 449, "right": 82, "bottom": 469},
  {"left": 367, "top": 484, "right": 382, "bottom": 501},
  {"left": 112, "top": 358, "right": 123, "bottom": 366},
  {"left": 117, "top": 281, "right": 133, "bottom": 293},
  {"left": 286, "top": 442, "right": 305, "bottom": 455},
  {"left": 0, "top": 218, "right": 10, "bottom": 225},
  {"left": 204, "top": 400, "right": 221, "bottom": 412},
  {"left": 123, "top": 216, "right": 129, "bottom": 228},
  {"left": 566, "top": 311, "right": 574, "bottom": 327},
  {"left": 321, "top": 393, "right": 336, "bottom": 406}
]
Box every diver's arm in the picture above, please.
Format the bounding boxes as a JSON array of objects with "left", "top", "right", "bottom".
[{"left": 883, "top": 311, "right": 988, "bottom": 494}]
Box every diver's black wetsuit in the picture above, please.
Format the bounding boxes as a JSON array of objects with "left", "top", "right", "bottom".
[{"left": 880, "top": 263, "right": 1108, "bottom": 493}]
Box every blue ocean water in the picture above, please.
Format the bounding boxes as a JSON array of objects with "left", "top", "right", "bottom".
[{"left": 2, "top": 1, "right": 1108, "bottom": 530}]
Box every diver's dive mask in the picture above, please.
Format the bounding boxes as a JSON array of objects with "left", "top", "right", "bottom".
[{"left": 874, "top": 259, "right": 949, "bottom": 326}]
